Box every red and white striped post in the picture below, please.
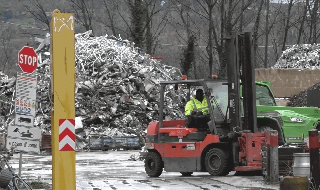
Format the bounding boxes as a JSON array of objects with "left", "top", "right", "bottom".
[{"left": 309, "top": 129, "right": 319, "bottom": 189}]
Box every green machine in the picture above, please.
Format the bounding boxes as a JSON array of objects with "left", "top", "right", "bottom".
[{"left": 211, "top": 80, "right": 320, "bottom": 145}]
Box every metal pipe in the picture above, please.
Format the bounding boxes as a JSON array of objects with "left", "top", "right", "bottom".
[
  {"left": 19, "top": 152, "right": 22, "bottom": 177},
  {"left": 309, "top": 129, "right": 319, "bottom": 189},
  {"left": 158, "top": 84, "right": 165, "bottom": 143}
]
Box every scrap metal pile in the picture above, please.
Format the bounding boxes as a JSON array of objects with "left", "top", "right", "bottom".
[
  {"left": 272, "top": 44, "right": 320, "bottom": 107},
  {"left": 0, "top": 31, "right": 187, "bottom": 139},
  {"left": 287, "top": 82, "right": 320, "bottom": 107},
  {"left": 273, "top": 44, "right": 320, "bottom": 69},
  {"left": 73, "top": 31, "right": 186, "bottom": 136},
  {"left": 0, "top": 72, "right": 16, "bottom": 132}
]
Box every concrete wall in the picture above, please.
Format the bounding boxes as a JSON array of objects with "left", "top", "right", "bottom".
[{"left": 255, "top": 69, "right": 320, "bottom": 98}]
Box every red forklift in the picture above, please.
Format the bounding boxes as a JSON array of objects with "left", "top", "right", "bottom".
[{"left": 144, "top": 32, "right": 273, "bottom": 177}]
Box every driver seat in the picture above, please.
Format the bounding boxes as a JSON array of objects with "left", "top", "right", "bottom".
[{"left": 186, "top": 115, "right": 210, "bottom": 131}]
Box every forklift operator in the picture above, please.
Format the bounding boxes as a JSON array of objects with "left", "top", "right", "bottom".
[{"left": 185, "top": 89, "right": 209, "bottom": 116}]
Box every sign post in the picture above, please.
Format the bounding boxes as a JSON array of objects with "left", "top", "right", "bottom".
[
  {"left": 8, "top": 45, "right": 39, "bottom": 176},
  {"left": 51, "top": 9, "right": 76, "bottom": 190}
]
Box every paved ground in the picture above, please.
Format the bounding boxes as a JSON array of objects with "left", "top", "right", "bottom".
[{"left": 6, "top": 150, "right": 280, "bottom": 190}]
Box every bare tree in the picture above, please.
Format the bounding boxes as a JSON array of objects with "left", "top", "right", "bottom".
[
  {"left": 252, "top": 0, "right": 264, "bottom": 67},
  {"left": 264, "top": 0, "right": 269, "bottom": 68},
  {"left": 0, "top": 25, "right": 17, "bottom": 74},
  {"left": 131, "top": 0, "right": 170, "bottom": 55},
  {"left": 173, "top": 0, "right": 218, "bottom": 77},
  {"left": 68, "top": 0, "right": 95, "bottom": 33},
  {"left": 271, "top": 33, "right": 281, "bottom": 61},
  {"left": 145, "top": 0, "right": 170, "bottom": 55},
  {"left": 164, "top": 0, "right": 257, "bottom": 77},
  {"left": 100, "top": 0, "right": 119, "bottom": 36},
  {"left": 297, "top": 1, "right": 308, "bottom": 44},
  {"left": 19, "top": 0, "right": 51, "bottom": 31},
  {"left": 281, "top": 0, "right": 294, "bottom": 52},
  {"left": 171, "top": 1, "right": 193, "bottom": 39},
  {"left": 307, "top": 0, "right": 319, "bottom": 43},
  {"left": 256, "top": 2, "right": 283, "bottom": 67},
  {"left": 170, "top": 0, "right": 207, "bottom": 78},
  {"left": 118, "top": 0, "right": 169, "bottom": 55},
  {"left": 191, "top": 0, "right": 255, "bottom": 77}
]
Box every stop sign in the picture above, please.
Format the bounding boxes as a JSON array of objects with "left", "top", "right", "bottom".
[{"left": 18, "top": 46, "right": 38, "bottom": 74}]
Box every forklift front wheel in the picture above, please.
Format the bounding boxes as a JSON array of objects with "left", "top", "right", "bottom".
[
  {"left": 144, "top": 152, "right": 163, "bottom": 177},
  {"left": 205, "top": 148, "right": 229, "bottom": 176}
]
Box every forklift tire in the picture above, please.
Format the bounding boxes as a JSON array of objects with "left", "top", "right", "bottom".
[
  {"left": 205, "top": 148, "right": 229, "bottom": 176},
  {"left": 144, "top": 152, "right": 163, "bottom": 177},
  {"left": 180, "top": 172, "right": 193, "bottom": 176}
]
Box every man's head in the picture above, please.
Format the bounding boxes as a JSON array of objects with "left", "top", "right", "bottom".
[{"left": 195, "top": 89, "right": 204, "bottom": 102}]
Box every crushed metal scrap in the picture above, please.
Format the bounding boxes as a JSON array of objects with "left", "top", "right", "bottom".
[
  {"left": 0, "top": 31, "right": 187, "bottom": 150},
  {"left": 272, "top": 44, "right": 320, "bottom": 70},
  {"left": 272, "top": 44, "right": 320, "bottom": 107},
  {"left": 288, "top": 82, "right": 320, "bottom": 107}
]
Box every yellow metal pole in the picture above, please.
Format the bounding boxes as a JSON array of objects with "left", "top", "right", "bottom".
[{"left": 50, "top": 9, "right": 76, "bottom": 190}]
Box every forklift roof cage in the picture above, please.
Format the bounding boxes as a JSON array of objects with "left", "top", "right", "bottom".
[{"left": 157, "top": 79, "right": 225, "bottom": 142}]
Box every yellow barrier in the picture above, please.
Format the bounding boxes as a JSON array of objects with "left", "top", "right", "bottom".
[{"left": 51, "top": 9, "right": 76, "bottom": 190}]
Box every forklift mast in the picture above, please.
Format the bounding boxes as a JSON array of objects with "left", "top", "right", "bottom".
[{"left": 225, "top": 32, "right": 257, "bottom": 133}]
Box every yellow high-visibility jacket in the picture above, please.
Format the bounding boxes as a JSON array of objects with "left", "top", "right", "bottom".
[{"left": 185, "top": 97, "right": 209, "bottom": 115}]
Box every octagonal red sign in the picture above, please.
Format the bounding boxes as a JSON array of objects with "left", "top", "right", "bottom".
[{"left": 18, "top": 46, "right": 38, "bottom": 74}]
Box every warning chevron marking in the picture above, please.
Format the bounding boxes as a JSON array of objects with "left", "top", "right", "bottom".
[
  {"left": 59, "top": 136, "right": 75, "bottom": 151},
  {"left": 59, "top": 119, "right": 75, "bottom": 151},
  {"left": 59, "top": 127, "right": 75, "bottom": 142}
]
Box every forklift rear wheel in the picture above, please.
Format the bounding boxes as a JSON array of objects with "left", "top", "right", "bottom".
[
  {"left": 205, "top": 148, "right": 229, "bottom": 176},
  {"left": 144, "top": 152, "right": 163, "bottom": 177},
  {"left": 180, "top": 172, "right": 193, "bottom": 176}
]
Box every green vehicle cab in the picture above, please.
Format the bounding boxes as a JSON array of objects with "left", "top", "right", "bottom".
[{"left": 210, "top": 81, "right": 320, "bottom": 145}]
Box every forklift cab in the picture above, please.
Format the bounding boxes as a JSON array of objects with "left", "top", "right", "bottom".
[{"left": 158, "top": 79, "right": 229, "bottom": 136}]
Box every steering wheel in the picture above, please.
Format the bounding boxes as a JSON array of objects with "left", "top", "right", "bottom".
[{"left": 190, "top": 111, "right": 210, "bottom": 119}]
